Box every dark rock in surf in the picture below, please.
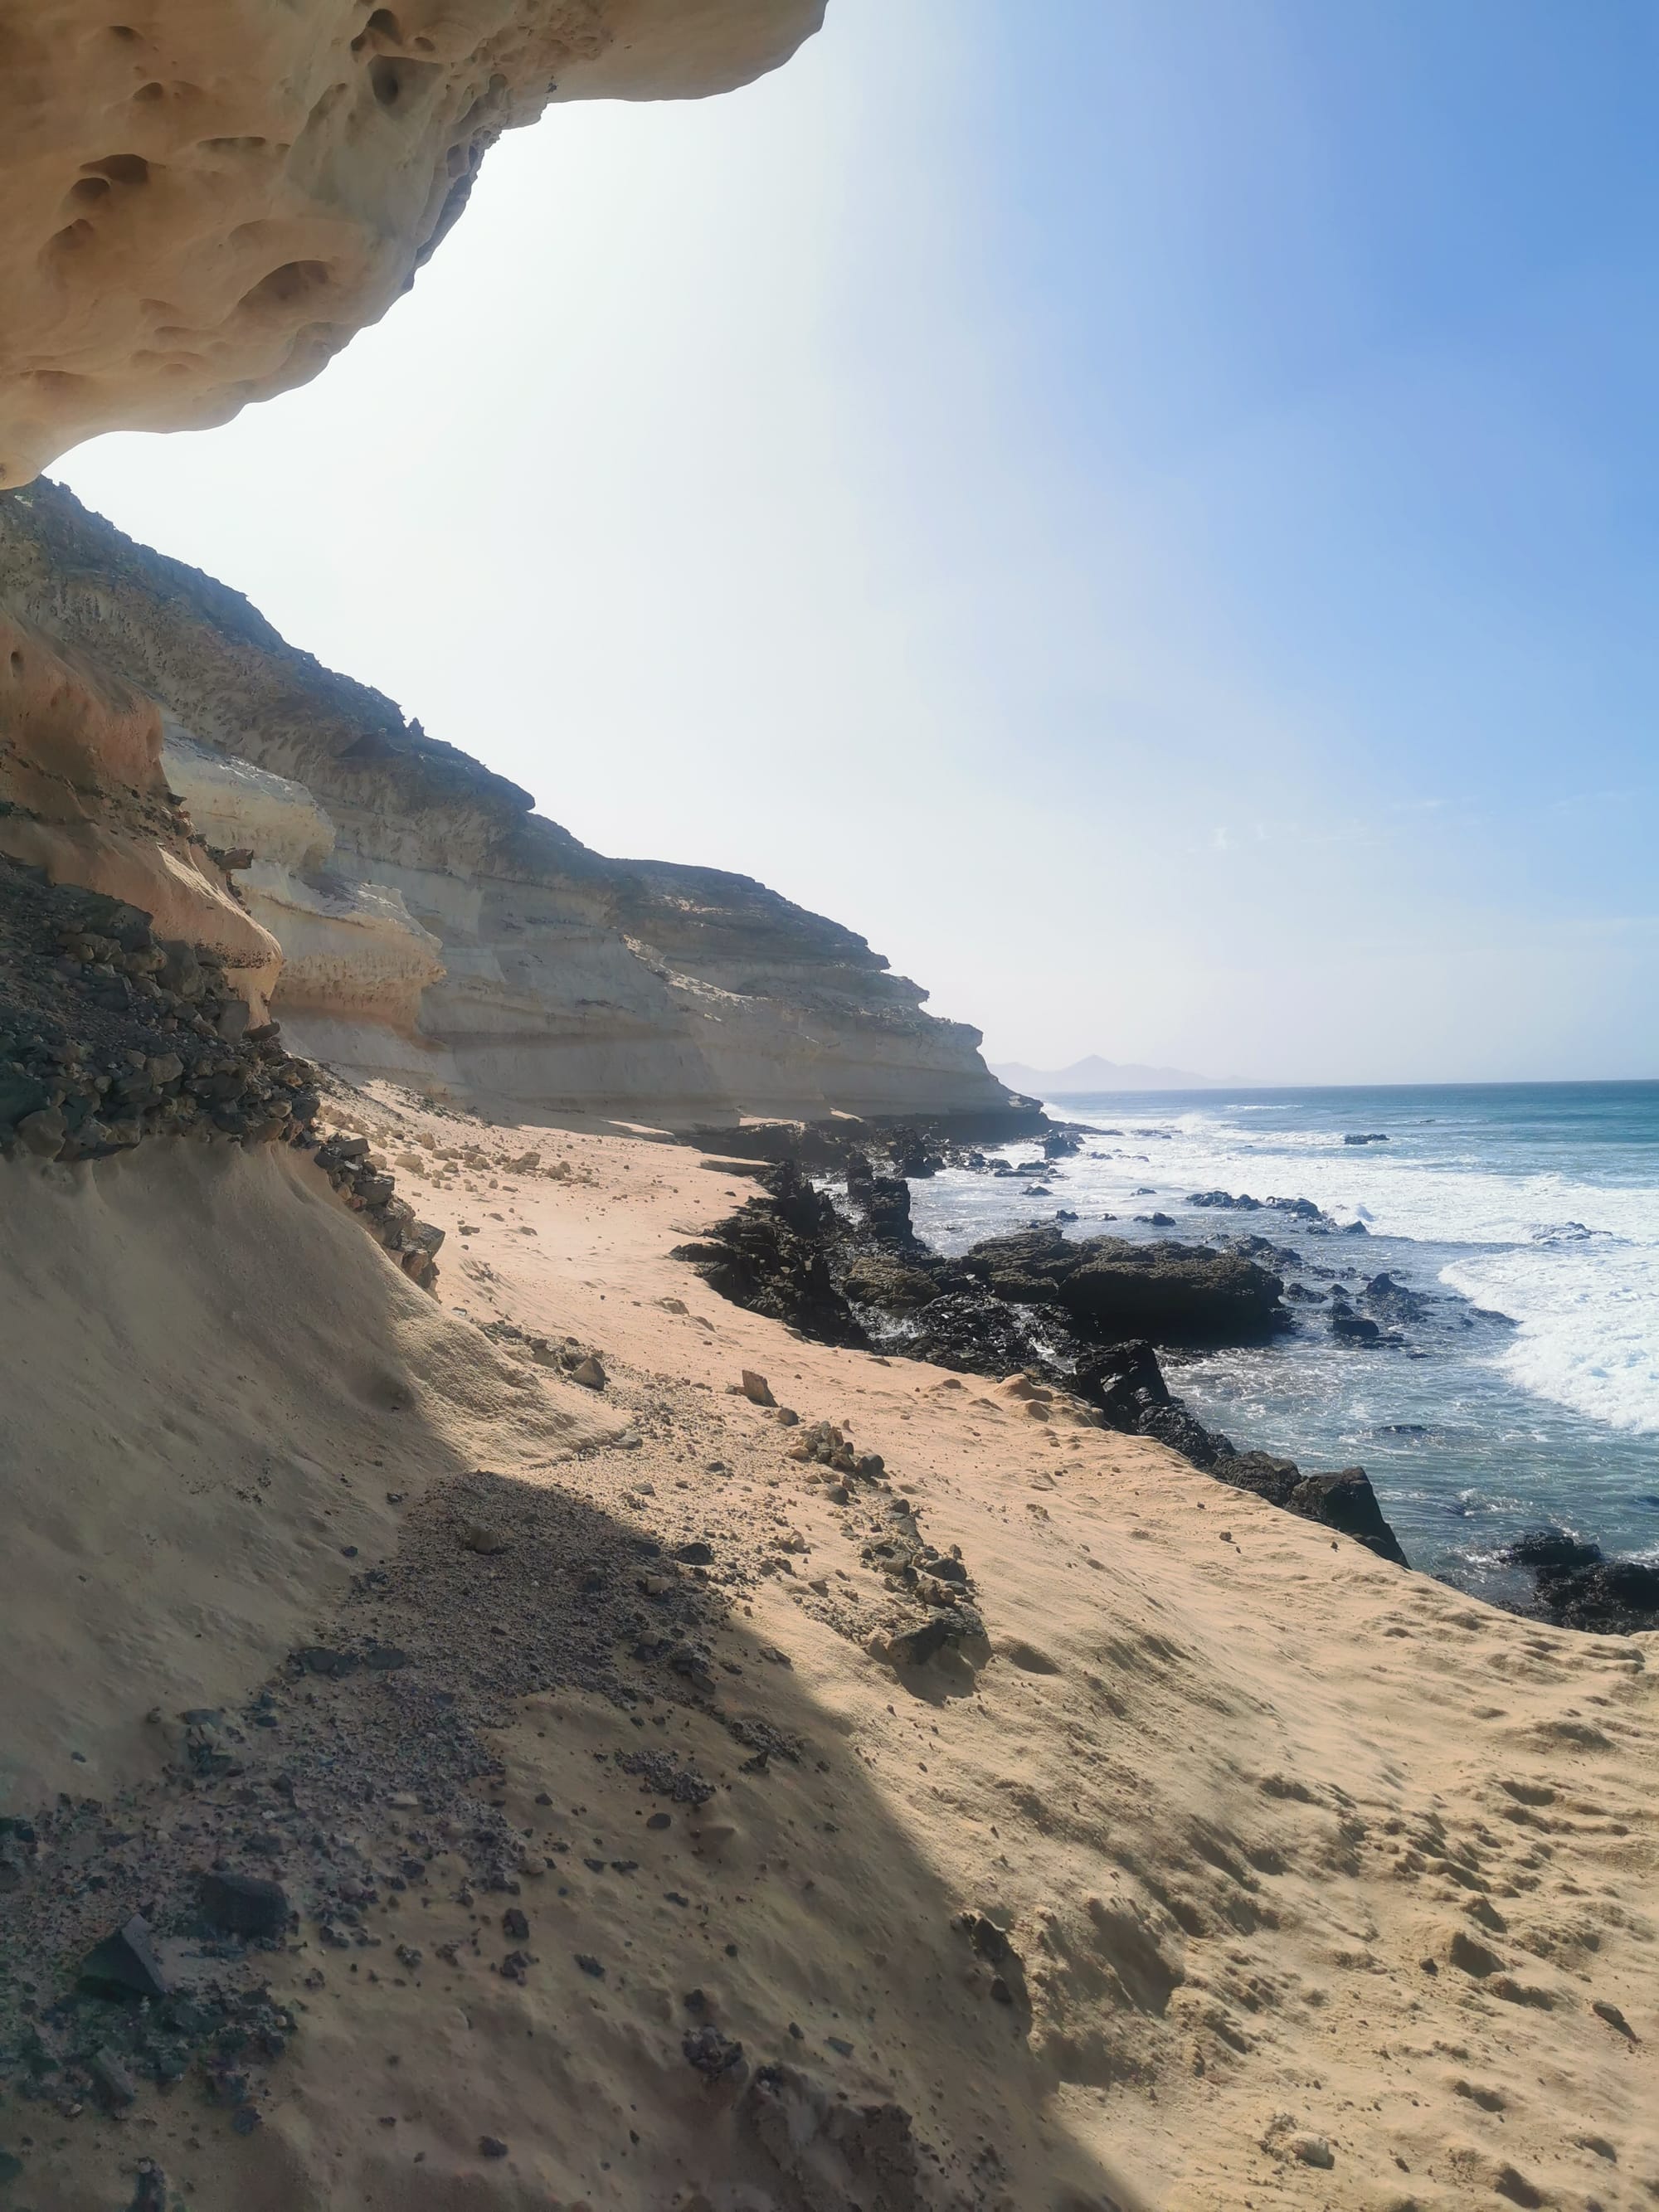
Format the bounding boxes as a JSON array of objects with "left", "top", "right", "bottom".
[
  {"left": 677, "top": 1122, "right": 1408, "bottom": 1570},
  {"left": 1533, "top": 1557, "right": 1659, "bottom": 1636},
  {"left": 1264, "top": 1195, "right": 1325, "bottom": 1222},
  {"left": 1500, "top": 1529, "right": 1659, "bottom": 1634},
  {"left": 1361, "top": 1272, "right": 1431, "bottom": 1325},
  {"left": 959, "top": 1224, "right": 1285, "bottom": 1348},
  {"left": 1501, "top": 1528, "right": 1602, "bottom": 1573}
]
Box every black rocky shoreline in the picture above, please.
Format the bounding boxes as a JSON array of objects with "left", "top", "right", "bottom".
[
  {"left": 677, "top": 1118, "right": 1408, "bottom": 1568},
  {"left": 679, "top": 1116, "right": 1659, "bottom": 1633}
]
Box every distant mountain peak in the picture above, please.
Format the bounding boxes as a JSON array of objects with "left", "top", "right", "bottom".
[{"left": 990, "top": 1053, "right": 1220, "bottom": 1094}]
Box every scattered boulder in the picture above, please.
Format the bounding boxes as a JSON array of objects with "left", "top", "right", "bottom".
[
  {"left": 684, "top": 2025, "right": 745, "bottom": 2078},
  {"left": 199, "top": 1871, "right": 289, "bottom": 1940},
  {"left": 87, "top": 2047, "right": 138, "bottom": 2110},
  {"left": 80, "top": 1915, "right": 171, "bottom": 2001},
  {"left": 1329, "top": 1302, "right": 1382, "bottom": 1345},
  {"left": 459, "top": 1520, "right": 512, "bottom": 1556},
  {"left": 1360, "top": 1272, "right": 1430, "bottom": 1325}
]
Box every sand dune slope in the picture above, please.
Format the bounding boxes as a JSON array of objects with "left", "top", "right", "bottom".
[
  {"left": 0, "top": 1139, "right": 610, "bottom": 1808},
  {"left": 2, "top": 1105, "right": 1653, "bottom": 2210}
]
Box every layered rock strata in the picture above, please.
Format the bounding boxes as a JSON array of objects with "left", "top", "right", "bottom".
[
  {"left": 0, "top": 592, "right": 280, "bottom": 1004},
  {"left": 1, "top": 0, "right": 824, "bottom": 484},
  {"left": 0, "top": 479, "right": 1017, "bottom": 1126}
]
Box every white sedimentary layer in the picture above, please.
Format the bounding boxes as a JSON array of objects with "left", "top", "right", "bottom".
[{"left": 162, "top": 723, "right": 448, "bottom": 1067}]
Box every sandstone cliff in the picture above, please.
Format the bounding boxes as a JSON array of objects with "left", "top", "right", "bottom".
[
  {"left": 0, "top": 0, "right": 824, "bottom": 485},
  {"left": 0, "top": 0, "right": 825, "bottom": 1005},
  {"left": 0, "top": 479, "right": 1015, "bottom": 1125}
]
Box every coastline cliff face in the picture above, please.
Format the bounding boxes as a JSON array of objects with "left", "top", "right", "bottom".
[
  {"left": 0, "top": 0, "right": 829, "bottom": 1071},
  {"left": 0, "top": 0, "right": 824, "bottom": 486},
  {"left": 0, "top": 480, "right": 1014, "bottom": 1124}
]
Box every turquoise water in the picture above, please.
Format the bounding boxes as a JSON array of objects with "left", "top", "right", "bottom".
[{"left": 909, "top": 1083, "right": 1659, "bottom": 1592}]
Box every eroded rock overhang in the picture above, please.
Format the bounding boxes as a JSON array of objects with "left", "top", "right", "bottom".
[{"left": 0, "top": 0, "right": 825, "bottom": 484}]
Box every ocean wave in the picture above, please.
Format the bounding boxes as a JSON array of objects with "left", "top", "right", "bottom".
[
  {"left": 1443, "top": 1245, "right": 1659, "bottom": 1436},
  {"left": 956, "top": 1098, "right": 1659, "bottom": 1439},
  {"left": 1061, "top": 1106, "right": 1659, "bottom": 1250}
]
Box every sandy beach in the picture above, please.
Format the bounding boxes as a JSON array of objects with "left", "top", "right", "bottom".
[{"left": 4, "top": 1096, "right": 1653, "bottom": 2210}]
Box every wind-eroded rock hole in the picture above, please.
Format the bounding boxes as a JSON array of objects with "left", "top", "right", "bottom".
[
  {"left": 43, "top": 221, "right": 97, "bottom": 262},
  {"left": 82, "top": 153, "right": 152, "bottom": 187},
  {"left": 368, "top": 54, "right": 439, "bottom": 110},
  {"left": 240, "top": 260, "right": 333, "bottom": 312}
]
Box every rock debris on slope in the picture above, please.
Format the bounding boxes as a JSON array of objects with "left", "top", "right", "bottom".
[{"left": 0, "top": 855, "right": 445, "bottom": 1287}]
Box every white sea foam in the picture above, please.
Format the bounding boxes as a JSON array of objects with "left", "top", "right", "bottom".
[
  {"left": 1443, "top": 1245, "right": 1659, "bottom": 1436},
  {"left": 994, "top": 1096, "right": 1659, "bottom": 1437}
]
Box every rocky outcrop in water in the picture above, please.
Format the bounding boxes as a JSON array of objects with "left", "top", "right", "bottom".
[
  {"left": 1501, "top": 1529, "right": 1659, "bottom": 1636},
  {"left": 1, "top": 0, "right": 822, "bottom": 485},
  {"left": 0, "top": 481, "right": 1019, "bottom": 1127},
  {"left": 956, "top": 1222, "right": 1286, "bottom": 1348}
]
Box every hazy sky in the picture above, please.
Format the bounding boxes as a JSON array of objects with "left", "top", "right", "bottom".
[{"left": 62, "top": 0, "right": 1659, "bottom": 1083}]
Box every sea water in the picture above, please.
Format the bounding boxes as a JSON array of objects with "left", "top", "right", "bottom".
[{"left": 907, "top": 1083, "right": 1659, "bottom": 1599}]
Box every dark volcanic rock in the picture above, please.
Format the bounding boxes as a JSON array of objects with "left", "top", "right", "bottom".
[
  {"left": 1360, "top": 1272, "right": 1431, "bottom": 1325},
  {"left": 678, "top": 1127, "right": 1408, "bottom": 1568},
  {"left": 1330, "top": 1303, "right": 1382, "bottom": 1345},
  {"left": 671, "top": 1163, "right": 868, "bottom": 1349},
  {"left": 1499, "top": 1530, "right": 1659, "bottom": 1633},
  {"left": 0, "top": 856, "right": 439, "bottom": 1288},
  {"left": 199, "top": 1871, "right": 289, "bottom": 1939},
  {"left": 80, "top": 1915, "right": 171, "bottom": 2001},
  {"left": 960, "top": 1225, "right": 1285, "bottom": 1348},
  {"left": 1501, "top": 1528, "right": 1603, "bottom": 1573},
  {"left": 1072, "top": 1339, "right": 1169, "bottom": 1425},
  {"left": 1214, "top": 1456, "right": 1408, "bottom": 1567},
  {"left": 1538, "top": 1558, "right": 1659, "bottom": 1634},
  {"left": 892, "top": 1291, "right": 1053, "bottom": 1377}
]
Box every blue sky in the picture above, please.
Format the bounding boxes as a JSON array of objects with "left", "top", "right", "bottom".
[{"left": 63, "top": 0, "right": 1659, "bottom": 1080}]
